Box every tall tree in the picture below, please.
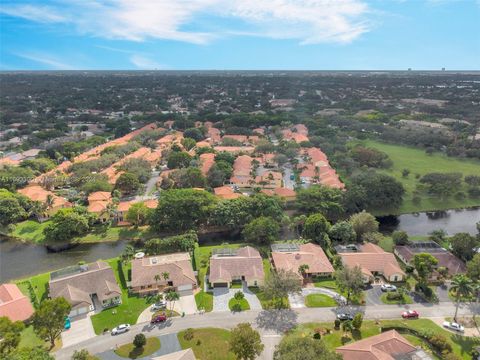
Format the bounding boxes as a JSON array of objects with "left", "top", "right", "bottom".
[
  {"left": 125, "top": 202, "right": 151, "bottom": 226},
  {"left": 164, "top": 291, "right": 179, "bottom": 316},
  {"left": 32, "top": 298, "right": 71, "bottom": 348},
  {"left": 349, "top": 211, "right": 379, "bottom": 241},
  {"left": 242, "top": 217, "right": 280, "bottom": 245},
  {"left": 0, "top": 316, "right": 24, "bottom": 355},
  {"left": 302, "top": 213, "right": 331, "bottom": 247},
  {"left": 295, "top": 185, "right": 344, "bottom": 220},
  {"left": 273, "top": 336, "right": 342, "bottom": 360},
  {"left": 229, "top": 323, "right": 264, "bottom": 360},
  {"left": 412, "top": 253, "right": 438, "bottom": 284},
  {"left": 467, "top": 253, "right": 480, "bottom": 282},
  {"left": 262, "top": 270, "right": 302, "bottom": 309},
  {"left": 450, "top": 274, "right": 474, "bottom": 321},
  {"left": 335, "top": 266, "right": 364, "bottom": 305},
  {"left": 450, "top": 233, "right": 479, "bottom": 262}
]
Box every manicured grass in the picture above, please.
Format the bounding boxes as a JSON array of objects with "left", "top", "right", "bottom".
[
  {"left": 380, "top": 292, "right": 413, "bottom": 305},
  {"left": 177, "top": 328, "right": 235, "bottom": 360},
  {"left": 248, "top": 286, "right": 289, "bottom": 309},
  {"left": 195, "top": 291, "right": 213, "bottom": 312},
  {"left": 358, "top": 140, "right": 480, "bottom": 214},
  {"left": 19, "top": 326, "right": 45, "bottom": 349},
  {"left": 228, "top": 297, "right": 250, "bottom": 311},
  {"left": 285, "top": 319, "right": 479, "bottom": 360},
  {"left": 11, "top": 220, "right": 49, "bottom": 243},
  {"left": 304, "top": 293, "right": 337, "bottom": 307},
  {"left": 114, "top": 337, "right": 161, "bottom": 359},
  {"left": 313, "top": 279, "right": 339, "bottom": 291},
  {"left": 16, "top": 271, "right": 51, "bottom": 304},
  {"left": 193, "top": 243, "right": 243, "bottom": 289},
  {"left": 378, "top": 236, "right": 394, "bottom": 252},
  {"left": 91, "top": 259, "right": 152, "bottom": 334},
  {"left": 263, "top": 258, "right": 272, "bottom": 278},
  {"left": 10, "top": 220, "right": 150, "bottom": 244}
]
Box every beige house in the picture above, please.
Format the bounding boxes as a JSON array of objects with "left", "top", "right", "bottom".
[
  {"left": 339, "top": 243, "right": 405, "bottom": 283},
  {"left": 209, "top": 246, "right": 264, "bottom": 288},
  {"left": 271, "top": 243, "right": 334, "bottom": 280},
  {"left": 131, "top": 253, "right": 197, "bottom": 296},
  {"left": 49, "top": 261, "right": 122, "bottom": 317}
]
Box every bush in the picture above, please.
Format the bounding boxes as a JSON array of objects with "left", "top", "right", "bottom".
[
  {"left": 428, "top": 334, "right": 452, "bottom": 353},
  {"left": 133, "top": 333, "right": 146, "bottom": 348},
  {"left": 334, "top": 319, "right": 341, "bottom": 329},
  {"left": 392, "top": 231, "right": 409, "bottom": 245},
  {"left": 313, "top": 332, "right": 321, "bottom": 339},
  {"left": 386, "top": 291, "right": 403, "bottom": 301},
  {"left": 184, "top": 328, "right": 194, "bottom": 341},
  {"left": 352, "top": 313, "right": 363, "bottom": 330}
]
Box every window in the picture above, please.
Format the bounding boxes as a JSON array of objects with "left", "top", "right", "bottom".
[{"left": 167, "top": 281, "right": 173, "bottom": 286}]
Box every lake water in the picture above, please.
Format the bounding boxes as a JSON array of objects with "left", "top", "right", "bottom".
[{"left": 1, "top": 207, "right": 479, "bottom": 282}]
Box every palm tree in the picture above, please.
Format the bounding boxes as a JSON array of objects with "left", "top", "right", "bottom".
[
  {"left": 165, "top": 291, "right": 180, "bottom": 316},
  {"left": 154, "top": 274, "right": 161, "bottom": 289},
  {"left": 298, "top": 264, "right": 309, "bottom": 284},
  {"left": 162, "top": 272, "right": 170, "bottom": 282},
  {"left": 451, "top": 274, "right": 474, "bottom": 321},
  {"left": 121, "top": 244, "right": 135, "bottom": 264},
  {"left": 45, "top": 194, "right": 55, "bottom": 210}
]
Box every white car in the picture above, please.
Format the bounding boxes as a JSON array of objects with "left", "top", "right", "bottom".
[
  {"left": 381, "top": 284, "right": 397, "bottom": 292},
  {"left": 151, "top": 301, "right": 167, "bottom": 310},
  {"left": 111, "top": 324, "right": 131, "bottom": 335},
  {"left": 442, "top": 321, "right": 464, "bottom": 332}
]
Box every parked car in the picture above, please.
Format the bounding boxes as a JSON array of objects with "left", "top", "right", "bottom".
[
  {"left": 111, "top": 324, "right": 131, "bottom": 335},
  {"left": 336, "top": 313, "right": 354, "bottom": 321},
  {"left": 402, "top": 310, "right": 419, "bottom": 319},
  {"left": 151, "top": 315, "right": 167, "bottom": 324},
  {"left": 443, "top": 321, "right": 465, "bottom": 332},
  {"left": 64, "top": 316, "right": 71, "bottom": 330},
  {"left": 381, "top": 284, "right": 397, "bottom": 292},
  {"left": 151, "top": 301, "right": 167, "bottom": 310}
]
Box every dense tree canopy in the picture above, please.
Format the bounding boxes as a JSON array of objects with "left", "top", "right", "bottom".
[
  {"left": 349, "top": 211, "right": 379, "bottom": 241},
  {"left": 450, "top": 233, "right": 479, "bottom": 262},
  {"left": 295, "top": 185, "right": 344, "bottom": 220},
  {"left": 229, "top": 323, "right": 264, "bottom": 360},
  {"left": 32, "top": 298, "right": 71, "bottom": 347},
  {"left": 242, "top": 216, "right": 280, "bottom": 245},
  {"left": 302, "top": 213, "right": 331, "bottom": 247},
  {"left": 43, "top": 207, "right": 94, "bottom": 243},
  {"left": 273, "top": 336, "right": 342, "bottom": 360}
]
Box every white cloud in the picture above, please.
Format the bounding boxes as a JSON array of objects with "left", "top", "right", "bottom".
[
  {"left": 14, "top": 52, "right": 75, "bottom": 70},
  {"left": 130, "top": 54, "right": 165, "bottom": 69},
  {"left": 0, "top": 4, "right": 66, "bottom": 23},
  {"left": 1, "top": 0, "right": 372, "bottom": 44}
]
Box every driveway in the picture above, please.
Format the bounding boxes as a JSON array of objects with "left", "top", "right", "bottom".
[
  {"left": 213, "top": 285, "right": 262, "bottom": 312},
  {"left": 437, "top": 284, "right": 451, "bottom": 303},
  {"left": 62, "top": 314, "right": 95, "bottom": 347},
  {"left": 288, "top": 287, "right": 345, "bottom": 309},
  {"left": 178, "top": 294, "right": 197, "bottom": 315},
  {"left": 365, "top": 285, "right": 384, "bottom": 306}
]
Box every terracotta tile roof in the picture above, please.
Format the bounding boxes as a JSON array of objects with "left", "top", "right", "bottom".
[
  {"left": 336, "top": 330, "right": 418, "bottom": 360},
  {"left": 253, "top": 128, "right": 265, "bottom": 135},
  {"left": 223, "top": 135, "right": 248, "bottom": 143},
  {"left": 209, "top": 246, "right": 264, "bottom": 284},
  {"left": 213, "top": 146, "right": 255, "bottom": 154},
  {"left": 143, "top": 199, "right": 159, "bottom": 209},
  {"left": 131, "top": 253, "right": 197, "bottom": 288},
  {"left": 199, "top": 153, "right": 215, "bottom": 175},
  {"left": 152, "top": 348, "right": 195, "bottom": 360},
  {"left": 293, "top": 124, "right": 308, "bottom": 135},
  {"left": 0, "top": 157, "right": 20, "bottom": 167},
  {"left": 0, "top": 284, "right": 34, "bottom": 321},
  {"left": 195, "top": 141, "right": 211, "bottom": 148},
  {"left": 272, "top": 243, "right": 334, "bottom": 277},
  {"left": 340, "top": 243, "right": 405, "bottom": 279},
  {"left": 207, "top": 128, "right": 221, "bottom": 143},
  {"left": 17, "top": 185, "right": 71, "bottom": 209},
  {"left": 88, "top": 191, "right": 112, "bottom": 202},
  {"left": 214, "top": 186, "right": 242, "bottom": 199},
  {"left": 49, "top": 261, "right": 121, "bottom": 309},
  {"left": 273, "top": 187, "right": 296, "bottom": 198}
]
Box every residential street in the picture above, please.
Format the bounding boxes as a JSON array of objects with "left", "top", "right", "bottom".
[{"left": 54, "top": 301, "right": 479, "bottom": 360}]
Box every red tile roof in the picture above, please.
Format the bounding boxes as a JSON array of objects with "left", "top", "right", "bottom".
[
  {"left": 0, "top": 284, "right": 34, "bottom": 321},
  {"left": 336, "top": 330, "right": 417, "bottom": 360},
  {"left": 209, "top": 246, "right": 264, "bottom": 284},
  {"left": 199, "top": 153, "right": 215, "bottom": 175}
]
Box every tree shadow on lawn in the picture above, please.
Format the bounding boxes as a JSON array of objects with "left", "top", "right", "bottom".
[
  {"left": 255, "top": 309, "right": 298, "bottom": 333},
  {"left": 450, "top": 333, "right": 480, "bottom": 357},
  {"left": 128, "top": 347, "right": 145, "bottom": 359}
]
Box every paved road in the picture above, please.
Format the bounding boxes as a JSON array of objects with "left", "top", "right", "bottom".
[{"left": 54, "top": 301, "right": 479, "bottom": 360}]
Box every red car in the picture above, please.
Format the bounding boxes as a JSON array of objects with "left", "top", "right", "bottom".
[
  {"left": 402, "top": 310, "right": 419, "bottom": 319},
  {"left": 151, "top": 315, "right": 167, "bottom": 324}
]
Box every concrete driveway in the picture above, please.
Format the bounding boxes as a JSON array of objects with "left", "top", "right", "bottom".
[
  {"left": 61, "top": 314, "right": 95, "bottom": 347},
  {"left": 365, "top": 285, "right": 384, "bottom": 306},
  {"left": 288, "top": 287, "right": 345, "bottom": 309},
  {"left": 178, "top": 294, "right": 197, "bottom": 315},
  {"left": 213, "top": 285, "right": 262, "bottom": 312}
]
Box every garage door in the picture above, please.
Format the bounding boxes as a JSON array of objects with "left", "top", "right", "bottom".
[
  {"left": 178, "top": 284, "right": 193, "bottom": 296},
  {"left": 213, "top": 282, "right": 228, "bottom": 288},
  {"left": 70, "top": 306, "right": 88, "bottom": 318}
]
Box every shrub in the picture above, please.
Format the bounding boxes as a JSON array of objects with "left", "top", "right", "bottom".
[
  {"left": 454, "top": 192, "right": 466, "bottom": 200},
  {"left": 184, "top": 328, "right": 194, "bottom": 341},
  {"left": 392, "top": 231, "right": 409, "bottom": 245},
  {"left": 443, "top": 352, "right": 460, "bottom": 360},
  {"left": 386, "top": 291, "right": 403, "bottom": 301},
  {"left": 334, "top": 319, "right": 341, "bottom": 329},
  {"left": 133, "top": 333, "right": 146, "bottom": 348},
  {"left": 428, "top": 334, "right": 452, "bottom": 353},
  {"left": 313, "top": 332, "right": 321, "bottom": 339},
  {"left": 234, "top": 291, "right": 245, "bottom": 301},
  {"left": 352, "top": 313, "right": 363, "bottom": 330}
]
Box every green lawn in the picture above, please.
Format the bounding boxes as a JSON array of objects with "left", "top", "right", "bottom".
[
  {"left": 313, "top": 279, "right": 339, "bottom": 291},
  {"left": 378, "top": 236, "right": 394, "bottom": 252},
  {"left": 380, "top": 292, "right": 413, "bottom": 305},
  {"left": 195, "top": 291, "right": 213, "bottom": 312},
  {"left": 228, "top": 297, "right": 250, "bottom": 311},
  {"left": 177, "top": 328, "right": 235, "bottom": 360},
  {"left": 10, "top": 220, "right": 150, "bottom": 244},
  {"left": 248, "top": 286, "right": 289, "bottom": 309},
  {"left": 16, "top": 271, "right": 51, "bottom": 305},
  {"left": 285, "top": 319, "right": 478, "bottom": 360},
  {"left": 90, "top": 259, "right": 152, "bottom": 334},
  {"left": 304, "top": 294, "right": 337, "bottom": 307},
  {"left": 193, "top": 243, "right": 243, "bottom": 289},
  {"left": 19, "top": 326, "right": 45, "bottom": 349},
  {"left": 114, "top": 337, "right": 161, "bottom": 359},
  {"left": 358, "top": 140, "right": 480, "bottom": 214},
  {"left": 263, "top": 258, "right": 272, "bottom": 278}
]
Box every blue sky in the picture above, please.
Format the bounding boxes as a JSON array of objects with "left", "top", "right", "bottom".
[{"left": 0, "top": 0, "right": 479, "bottom": 70}]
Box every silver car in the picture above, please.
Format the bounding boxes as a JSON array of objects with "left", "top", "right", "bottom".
[{"left": 111, "top": 323, "right": 131, "bottom": 335}]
